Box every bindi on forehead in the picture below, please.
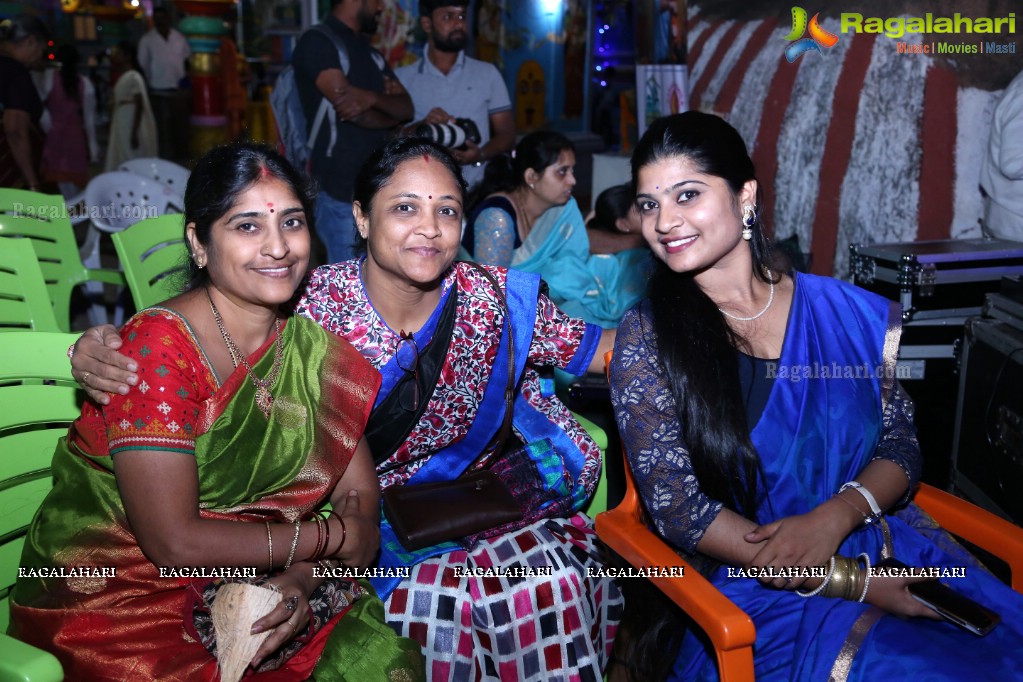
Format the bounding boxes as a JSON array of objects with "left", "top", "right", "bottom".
[{"left": 267, "top": 202, "right": 274, "bottom": 213}]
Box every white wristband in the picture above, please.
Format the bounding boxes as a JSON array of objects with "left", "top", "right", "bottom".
[{"left": 839, "top": 481, "right": 882, "bottom": 525}]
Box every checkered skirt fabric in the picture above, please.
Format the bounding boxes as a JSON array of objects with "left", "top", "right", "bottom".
[{"left": 384, "top": 513, "right": 623, "bottom": 681}]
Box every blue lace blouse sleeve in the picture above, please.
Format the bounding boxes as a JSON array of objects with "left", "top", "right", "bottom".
[
  {"left": 609, "top": 306, "right": 724, "bottom": 555},
  {"left": 871, "top": 381, "right": 923, "bottom": 503}
]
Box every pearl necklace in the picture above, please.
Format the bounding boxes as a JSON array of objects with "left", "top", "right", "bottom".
[{"left": 718, "top": 271, "right": 775, "bottom": 322}]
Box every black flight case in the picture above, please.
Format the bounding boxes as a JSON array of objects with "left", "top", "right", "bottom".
[{"left": 850, "top": 238, "right": 1023, "bottom": 489}]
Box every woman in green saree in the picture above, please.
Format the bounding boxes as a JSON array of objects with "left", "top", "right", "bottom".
[{"left": 9, "top": 142, "right": 424, "bottom": 680}]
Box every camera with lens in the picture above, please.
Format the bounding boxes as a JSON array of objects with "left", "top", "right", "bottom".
[{"left": 414, "top": 117, "right": 481, "bottom": 150}]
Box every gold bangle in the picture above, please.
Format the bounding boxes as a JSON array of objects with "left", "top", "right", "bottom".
[
  {"left": 265, "top": 521, "right": 273, "bottom": 569},
  {"left": 283, "top": 519, "right": 301, "bottom": 571}
]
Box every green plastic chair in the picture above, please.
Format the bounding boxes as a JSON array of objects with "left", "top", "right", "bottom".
[
  {"left": 0, "top": 330, "right": 79, "bottom": 681},
  {"left": 0, "top": 188, "right": 125, "bottom": 332},
  {"left": 0, "top": 239, "right": 61, "bottom": 332},
  {"left": 575, "top": 411, "right": 609, "bottom": 517},
  {"left": 110, "top": 214, "right": 188, "bottom": 310}
]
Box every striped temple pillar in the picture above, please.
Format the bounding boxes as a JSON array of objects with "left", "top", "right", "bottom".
[
  {"left": 176, "top": 8, "right": 232, "bottom": 159},
  {"left": 682, "top": 7, "right": 1005, "bottom": 279}
]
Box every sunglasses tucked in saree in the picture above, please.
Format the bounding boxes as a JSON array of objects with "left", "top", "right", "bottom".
[
  {"left": 10, "top": 309, "right": 423, "bottom": 681},
  {"left": 612, "top": 273, "right": 1023, "bottom": 681}
]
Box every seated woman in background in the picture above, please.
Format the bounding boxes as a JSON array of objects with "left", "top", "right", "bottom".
[
  {"left": 12, "top": 142, "right": 423, "bottom": 681},
  {"left": 464, "top": 131, "right": 650, "bottom": 328},
  {"left": 70, "top": 137, "right": 623, "bottom": 681},
  {"left": 609, "top": 111, "right": 1023, "bottom": 680}
]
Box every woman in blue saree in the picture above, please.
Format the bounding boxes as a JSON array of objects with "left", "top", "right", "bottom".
[
  {"left": 609, "top": 111, "right": 1023, "bottom": 680},
  {"left": 464, "top": 131, "right": 651, "bottom": 328}
]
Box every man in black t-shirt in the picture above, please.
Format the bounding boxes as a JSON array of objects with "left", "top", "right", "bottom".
[{"left": 292, "top": 0, "right": 413, "bottom": 264}]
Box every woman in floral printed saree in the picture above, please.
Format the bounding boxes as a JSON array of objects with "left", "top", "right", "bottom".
[
  {"left": 72, "top": 137, "right": 623, "bottom": 681},
  {"left": 10, "top": 142, "right": 424, "bottom": 680}
]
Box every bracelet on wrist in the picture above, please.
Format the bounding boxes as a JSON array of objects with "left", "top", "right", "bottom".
[
  {"left": 838, "top": 480, "right": 883, "bottom": 525},
  {"left": 796, "top": 555, "right": 836, "bottom": 597}
]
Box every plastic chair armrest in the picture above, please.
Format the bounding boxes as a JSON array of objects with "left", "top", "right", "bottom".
[
  {"left": 914, "top": 483, "right": 1023, "bottom": 593},
  {"left": 595, "top": 507, "right": 756, "bottom": 677},
  {"left": 83, "top": 268, "right": 126, "bottom": 286},
  {"left": 0, "top": 634, "right": 63, "bottom": 682}
]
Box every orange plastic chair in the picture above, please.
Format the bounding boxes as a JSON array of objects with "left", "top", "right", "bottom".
[{"left": 596, "top": 350, "right": 1023, "bottom": 681}]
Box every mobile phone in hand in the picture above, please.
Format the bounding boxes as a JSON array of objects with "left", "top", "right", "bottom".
[{"left": 875, "top": 558, "right": 1000, "bottom": 636}]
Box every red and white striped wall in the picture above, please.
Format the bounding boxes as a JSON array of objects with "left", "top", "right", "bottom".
[{"left": 683, "top": 9, "right": 1003, "bottom": 278}]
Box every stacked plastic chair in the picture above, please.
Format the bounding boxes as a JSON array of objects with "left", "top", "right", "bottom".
[
  {"left": 79, "top": 172, "right": 184, "bottom": 325},
  {"left": 0, "top": 188, "right": 124, "bottom": 331},
  {"left": 118, "top": 157, "right": 190, "bottom": 197},
  {"left": 110, "top": 214, "right": 188, "bottom": 310},
  {"left": 0, "top": 330, "right": 79, "bottom": 681}
]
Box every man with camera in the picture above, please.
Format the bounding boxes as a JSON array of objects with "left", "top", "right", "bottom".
[{"left": 395, "top": 0, "right": 515, "bottom": 188}]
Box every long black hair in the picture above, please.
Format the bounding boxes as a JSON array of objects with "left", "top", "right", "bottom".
[
  {"left": 55, "top": 44, "right": 80, "bottom": 99},
  {"left": 588, "top": 182, "right": 633, "bottom": 232},
  {"left": 468, "top": 130, "right": 574, "bottom": 212},
  {"left": 183, "top": 142, "right": 316, "bottom": 290},
  {"left": 632, "top": 111, "right": 775, "bottom": 520}
]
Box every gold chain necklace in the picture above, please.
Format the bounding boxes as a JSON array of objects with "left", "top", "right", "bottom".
[{"left": 206, "top": 288, "right": 284, "bottom": 418}]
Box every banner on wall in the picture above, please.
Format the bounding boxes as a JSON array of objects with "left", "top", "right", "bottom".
[{"left": 636, "top": 64, "right": 689, "bottom": 137}]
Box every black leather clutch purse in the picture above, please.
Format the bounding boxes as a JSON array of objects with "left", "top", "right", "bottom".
[{"left": 382, "top": 470, "right": 523, "bottom": 551}]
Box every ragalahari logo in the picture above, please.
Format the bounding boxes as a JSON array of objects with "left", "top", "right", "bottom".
[{"left": 784, "top": 7, "right": 839, "bottom": 61}]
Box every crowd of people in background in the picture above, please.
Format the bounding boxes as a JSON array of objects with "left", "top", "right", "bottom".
[{"left": 0, "top": 12, "right": 175, "bottom": 197}]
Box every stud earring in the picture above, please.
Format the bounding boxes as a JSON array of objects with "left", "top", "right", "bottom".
[{"left": 741, "top": 205, "right": 756, "bottom": 241}]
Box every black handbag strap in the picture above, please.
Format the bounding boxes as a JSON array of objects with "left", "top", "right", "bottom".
[
  {"left": 364, "top": 263, "right": 517, "bottom": 467},
  {"left": 364, "top": 285, "right": 459, "bottom": 464}
]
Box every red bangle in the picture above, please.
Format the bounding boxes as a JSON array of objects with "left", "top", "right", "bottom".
[
  {"left": 328, "top": 510, "right": 347, "bottom": 557},
  {"left": 319, "top": 511, "right": 332, "bottom": 560}
]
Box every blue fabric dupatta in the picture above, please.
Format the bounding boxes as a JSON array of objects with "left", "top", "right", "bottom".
[
  {"left": 372, "top": 268, "right": 550, "bottom": 598},
  {"left": 510, "top": 197, "right": 651, "bottom": 329},
  {"left": 672, "top": 273, "right": 1023, "bottom": 681}
]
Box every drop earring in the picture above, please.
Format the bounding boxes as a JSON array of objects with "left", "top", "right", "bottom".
[{"left": 741, "top": 205, "right": 756, "bottom": 241}]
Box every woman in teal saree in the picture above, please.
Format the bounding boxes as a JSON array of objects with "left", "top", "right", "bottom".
[
  {"left": 609, "top": 112, "right": 1023, "bottom": 680},
  {"left": 464, "top": 130, "right": 651, "bottom": 328}
]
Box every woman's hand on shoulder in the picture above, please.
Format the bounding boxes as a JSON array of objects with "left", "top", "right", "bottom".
[
  {"left": 70, "top": 324, "right": 138, "bottom": 404},
  {"left": 864, "top": 575, "right": 945, "bottom": 619}
]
